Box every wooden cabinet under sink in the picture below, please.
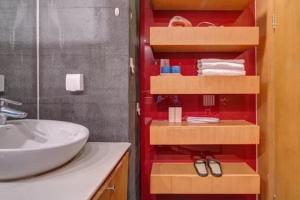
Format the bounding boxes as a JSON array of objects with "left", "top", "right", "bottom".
[{"left": 92, "top": 153, "right": 129, "bottom": 200}]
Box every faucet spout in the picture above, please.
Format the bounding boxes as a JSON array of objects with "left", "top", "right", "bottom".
[
  {"left": 0, "top": 98, "right": 27, "bottom": 125},
  {"left": 0, "top": 106, "right": 28, "bottom": 118}
]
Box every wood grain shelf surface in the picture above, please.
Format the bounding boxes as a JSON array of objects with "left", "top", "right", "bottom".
[
  {"left": 151, "top": 0, "right": 253, "bottom": 11},
  {"left": 150, "top": 76, "right": 260, "bottom": 94},
  {"left": 150, "top": 27, "right": 259, "bottom": 53},
  {"left": 150, "top": 120, "right": 260, "bottom": 145},
  {"left": 151, "top": 162, "right": 260, "bottom": 194}
]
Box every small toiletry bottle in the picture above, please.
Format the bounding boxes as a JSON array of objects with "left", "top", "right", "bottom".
[
  {"left": 160, "top": 59, "right": 170, "bottom": 67},
  {"left": 175, "top": 107, "right": 182, "bottom": 123},
  {"left": 171, "top": 65, "right": 181, "bottom": 75},
  {"left": 171, "top": 96, "right": 182, "bottom": 123},
  {"left": 160, "top": 59, "right": 170, "bottom": 75},
  {"left": 160, "top": 66, "right": 171, "bottom": 75},
  {"left": 168, "top": 107, "right": 176, "bottom": 123}
]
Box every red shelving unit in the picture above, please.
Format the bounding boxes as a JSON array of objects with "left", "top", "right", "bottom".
[{"left": 139, "top": 0, "right": 259, "bottom": 199}]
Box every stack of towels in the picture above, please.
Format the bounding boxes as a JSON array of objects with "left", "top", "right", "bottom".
[{"left": 197, "top": 59, "right": 246, "bottom": 76}]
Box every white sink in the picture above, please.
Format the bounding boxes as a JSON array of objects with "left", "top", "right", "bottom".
[{"left": 0, "top": 119, "right": 89, "bottom": 180}]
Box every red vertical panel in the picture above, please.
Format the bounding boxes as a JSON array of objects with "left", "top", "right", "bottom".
[{"left": 140, "top": 1, "right": 257, "bottom": 200}]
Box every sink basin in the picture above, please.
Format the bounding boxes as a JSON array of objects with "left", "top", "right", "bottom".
[{"left": 0, "top": 119, "right": 89, "bottom": 180}]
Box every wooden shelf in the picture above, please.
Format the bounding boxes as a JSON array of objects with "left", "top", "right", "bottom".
[
  {"left": 151, "top": 0, "right": 253, "bottom": 11},
  {"left": 150, "top": 120, "right": 260, "bottom": 145},
  {"left": 150, "top": 27, "right": 259, "bottom": 53},
  {"left": 150, "top": 76, "right": 260, "bottom": 94},
  {"left": 151, "top": 162, "right": 260, "bottom": 194}
]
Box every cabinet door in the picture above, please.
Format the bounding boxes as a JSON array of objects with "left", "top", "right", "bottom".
[
  {"left": 97, "top": 188, "right": 112, "bottom": 200},
  {"left": 275, "top": 0, "right": 300, "bottom": 199},
  {"left": 256, "top": 1, "right": 276, "bottom": 200},
  {"left": 92, "top": 153, "right": 129, "bottom": 200},
  {"left": 110, "top": 153, "right": 128, "bottom": 200}
]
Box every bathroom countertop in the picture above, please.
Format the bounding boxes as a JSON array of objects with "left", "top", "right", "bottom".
[{"left": 0, "top": 142, "right": 131, "bottom": 200}]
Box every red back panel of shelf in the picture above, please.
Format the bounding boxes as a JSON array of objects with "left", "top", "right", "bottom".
[{"left": 139, "top": 1, "right": 257, "bottom": 200}]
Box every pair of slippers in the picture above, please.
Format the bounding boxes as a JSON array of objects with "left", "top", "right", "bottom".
[{"left": 194, "top": 157, "right": 223, "bottom": 177}]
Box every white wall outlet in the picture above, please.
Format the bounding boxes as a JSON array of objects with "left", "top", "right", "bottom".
[
  {"left": 0, "top": 75, "right": 4, "bottom": 92},
  {"left": 66, "top": 74, "right": 84, "bottom": 92}
]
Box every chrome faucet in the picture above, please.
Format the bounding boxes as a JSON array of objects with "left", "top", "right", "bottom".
[{"left": 0, "top": 98, "right": 28, "bottom": 125}]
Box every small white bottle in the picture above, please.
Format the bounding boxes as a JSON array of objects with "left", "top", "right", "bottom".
[
  {"left": 168, "top": 107, "right": 176, "bottom": 123},
  {"left": 175, "top": 107, "right": 182, "bottom": 123}
]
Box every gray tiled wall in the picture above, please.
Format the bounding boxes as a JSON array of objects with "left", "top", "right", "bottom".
[
  {"left": 39, "top": 2, "right": 129, "bottom": 143},
  {"left": 0, "top": 0, "right": 37, "bottom": 118},
  {"left": 0, "top": 0, "right": 137, "bottom": 200}
]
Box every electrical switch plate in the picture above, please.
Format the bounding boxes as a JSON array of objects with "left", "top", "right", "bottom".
[{"left": 66, "top": 74, "right": 84, "bottom": 92}]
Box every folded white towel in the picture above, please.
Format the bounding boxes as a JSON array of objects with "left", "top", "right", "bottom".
[
  {"left": 199, "top": 63, "right": 245, "bottom": 70},
  {"left": 199, "top": 69, "right": 246, "bottom": 76},
  {"left": 199, "top": 59, "right": 245, "bottom": 64},
  {"left": 187, "top": 117, "right": 220, "bottom": 124}
]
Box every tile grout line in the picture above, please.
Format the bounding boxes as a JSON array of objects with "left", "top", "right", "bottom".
[{"left": 36, "top": 0, "right": 40, "bottom": 119}]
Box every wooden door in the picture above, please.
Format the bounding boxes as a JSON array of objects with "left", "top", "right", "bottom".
[
  {"left": 256, "top": 0, "right": 276, "bottom": 199},
  {"left": 275, "top": 0, "right": 300, "bottom": 199}
]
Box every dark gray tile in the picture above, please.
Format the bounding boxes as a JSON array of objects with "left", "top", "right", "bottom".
[
  {"left": 0, "top": 0, "right": 37, "bottom": 119},
  {"left": 0, "top": 51, "right": 37, "bottom": 118},
  {"left": 40, "top": 0, "right": 128, "bottom": 9},
  {"left": 101, "top": 8, "right": 129, "bottom": 55},
  {"left": 39, "top": 47, "right": 128, "bottom": 98},
  {"left": 89, "top": 54, "right": 129, "bottom": 90},
  {"left": 40, "top": 102, "right": 129, "bottom": 142},
  {"left": 0, "top": 0, "right": 36, "bottom": 9},
  {"left": 39, "top": 12, "right": 129, "bottom": 142},
  {"left": 0, "top": 2, "right": 36, "bottom": 50},
  {"left": 40, "top": 6, "right": 129, "bottom": 55}
]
